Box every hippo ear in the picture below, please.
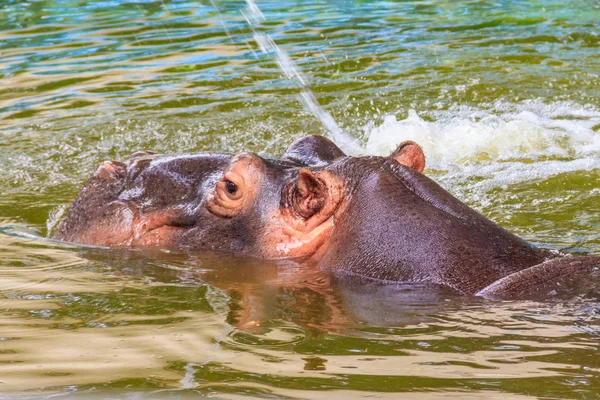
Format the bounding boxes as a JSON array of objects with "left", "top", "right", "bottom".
[
  {"left": 283, "top": 168, "right": 343, "bottom": 232},
  {"left": 282, "top": 135, "right": 346, "bottom": 167},
  {"left": 389, "top": 141, "right": 426, "bottom": 172}
]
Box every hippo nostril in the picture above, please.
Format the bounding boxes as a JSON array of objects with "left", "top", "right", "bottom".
[
  {"left": 94, "top": 161, "right": 127, "bottom": 180},
  {"left": 126, "top": 158, "right": 153, "bottom": 182}
]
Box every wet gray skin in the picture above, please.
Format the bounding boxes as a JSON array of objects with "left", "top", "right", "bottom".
[
  {"left": 55, "top": 135, "right": 600, "bottom": 299},
  {"left": 55, "top": 135, "right": 345, "bottom": 253}
]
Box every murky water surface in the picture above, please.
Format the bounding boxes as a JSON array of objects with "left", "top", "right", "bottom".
[{"left": 1, "top": 0, "right": 600, "bottom": 398}]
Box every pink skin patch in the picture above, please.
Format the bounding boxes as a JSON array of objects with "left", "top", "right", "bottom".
[
  {"left": 131, "top": 210, "right": 189, "bottom": 248},
  {"left": 133, "top": 226, "right": 187, "bottom": 247}
]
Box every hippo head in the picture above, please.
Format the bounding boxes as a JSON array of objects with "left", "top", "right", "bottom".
[
  {"left": 54, "top": 135, "right": 425, "bottom": 260},
  {"left": 56, "top": 134, "right": 545, "bottom": 294}
]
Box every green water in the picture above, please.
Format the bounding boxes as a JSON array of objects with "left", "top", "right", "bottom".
[{"left": 1, "top": 0, "right": 599, "bottom": 398}]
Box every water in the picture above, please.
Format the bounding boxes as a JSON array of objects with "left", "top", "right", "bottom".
[
  {"left": 244, "top": 0, "right": 362, "bottom": 153},
  {"left": 1, "top": 0, "right": 600, "bottom": 398}
]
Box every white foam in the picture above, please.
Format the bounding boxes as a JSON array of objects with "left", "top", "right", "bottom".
[{"left": 364, "top": 100, "right": 600, "bottom": 188}]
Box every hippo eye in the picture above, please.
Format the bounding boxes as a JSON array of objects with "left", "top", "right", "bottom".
[
  {"left": 207, "top": 173, "right": 245, "bottom": 217},
  {"left": 225, "top": 180, "right": 238, "bottom": 195},
  {"left": 207, "top": 153, "right": 263, "bottom": 218}
]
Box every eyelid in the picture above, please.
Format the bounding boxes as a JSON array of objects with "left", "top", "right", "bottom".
[{"left": 223, "top": 172, "right": 241, "bottom": 185}]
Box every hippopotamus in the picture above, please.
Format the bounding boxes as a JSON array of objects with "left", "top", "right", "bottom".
[{"left": 54, "top": 135, "right": 600, "bottom": 299}]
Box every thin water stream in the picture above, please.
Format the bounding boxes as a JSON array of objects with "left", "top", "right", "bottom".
[
  {"left": 0, "top": 0, "right": 599, "bottom": 398},
  {"left": 244, "top": 0, "right": 362, "bottom": 153}
]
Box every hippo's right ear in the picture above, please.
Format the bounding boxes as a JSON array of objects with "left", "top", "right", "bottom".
[
  {"left": 282, "top": 169, "right": 343, "bottom": 232},
  {"left": 389, "top": 141, "right": 426, "bottom": 172}
]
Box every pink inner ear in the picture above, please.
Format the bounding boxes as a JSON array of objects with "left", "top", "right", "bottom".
[{"left": 390, "top": 141, "right": 426, "bottom": 172}]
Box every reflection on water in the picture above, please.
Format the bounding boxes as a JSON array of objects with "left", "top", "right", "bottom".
[
  {"left": 0, "top": 233, "right": 599, "bottom": 397},
  {"left": 1, "top": 0, "right": 600, "bottom": 398}
]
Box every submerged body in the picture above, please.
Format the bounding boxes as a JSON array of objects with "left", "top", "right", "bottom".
[{"left": 55, "top": 136, "right": 600, "bottom": 299}]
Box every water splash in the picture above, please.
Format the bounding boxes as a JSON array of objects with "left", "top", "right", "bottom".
[
  {"left": 365, "top": 100, "right": 600, "bottom": 191},
  {"left": 243, "top": 0, "right": 363, "bottom": 154}
]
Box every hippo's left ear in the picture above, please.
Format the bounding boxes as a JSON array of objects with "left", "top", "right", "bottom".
[{"left": 389, "top": 141, "right": 426, "bottom": 172}]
